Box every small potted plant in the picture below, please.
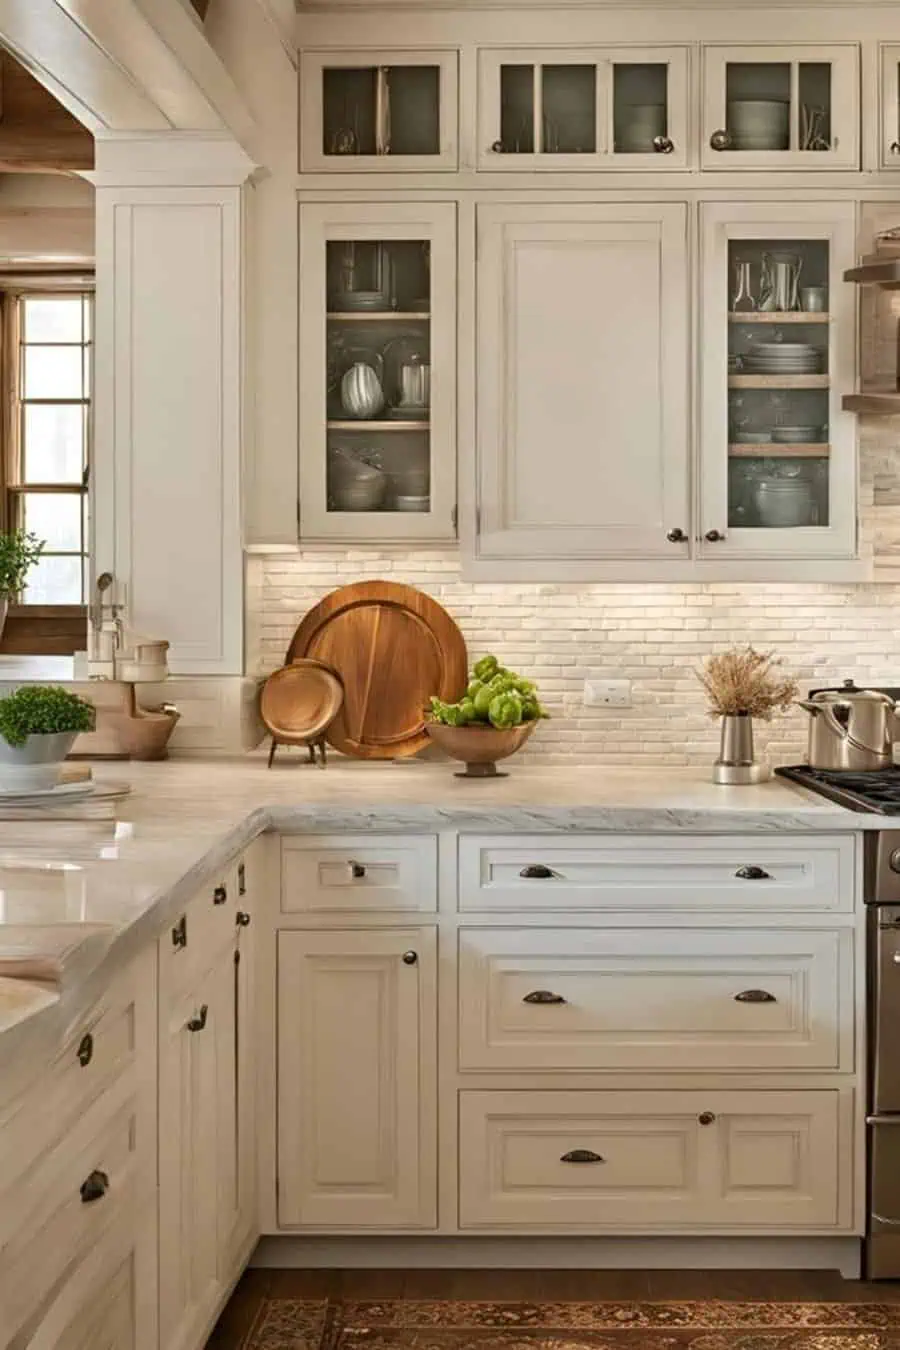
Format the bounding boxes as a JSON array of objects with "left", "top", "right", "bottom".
[
  {"left": 425, "top": 653, "right": 548, "bottom": 778},
  {"left": 698, "top": 646, "right": 798, "bottom": 785},
  {"left": 0, "top": 530, "right": 44, "bottom": 637},
  {"left": 0, "top": 685, "right": 95, "bottom": 790}
]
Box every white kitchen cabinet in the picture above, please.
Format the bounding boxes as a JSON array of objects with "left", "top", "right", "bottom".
[
  {"left": 300, "top": 50, "right": 459, "bottom": 172},
  {"left": 277, "top": 927, "right": 437, "bottom": 1228},
  {"left": 699, "top": 201, "right": 857, "bottom": 562},
  {"left": 459, "top": 1089, "right": 851, "bottom": 1231},
  {"left": 701, "top": 45, "right": 860, "bottom": 170},
  {"left": 477, "top": 47, "right": 689, "bottom": 170},
  {"left": 475, "top": 201, "right": 689, "bottom": 563},
  {"left": 299, "top": 201, "right": 457, "bottom": 541},
  {"left": 880, "top": 45, "right": 900, "bottom": 167}
]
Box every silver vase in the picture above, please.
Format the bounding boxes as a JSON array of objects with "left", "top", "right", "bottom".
[{"left": 712, "top": 713, "right": 770, "bottom": 785}]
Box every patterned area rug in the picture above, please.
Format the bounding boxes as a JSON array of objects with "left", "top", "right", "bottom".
[{"left": 242, "top": 1301, "right": 900, "bottom": 1350}]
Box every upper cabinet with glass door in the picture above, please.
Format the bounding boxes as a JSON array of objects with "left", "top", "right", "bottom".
[
  {"left": 298, "top": 202, "right": 457, "bottom": 542},
  {"left": 880, "top": 46, "right": 900, "bottom": 169},
  {"left": 299, "top": 51, "right": 458, "bottom": 171},
  {"left": 477, "top": 48, "right": 689, "bottom": 170},
  {"left": 702, "top": 46, "right": 859, "bottom": 170},
  {"left": 699, "top": 202, "right": 857, "bottom": 565}
]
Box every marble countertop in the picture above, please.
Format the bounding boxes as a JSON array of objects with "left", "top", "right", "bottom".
[{"left": 0, "top": 754, "right": 878, "bottom": 1067}]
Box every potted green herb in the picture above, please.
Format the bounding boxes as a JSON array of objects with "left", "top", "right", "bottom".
[
  {"left": 0, "top": 530, "right": 44, "bottom": 635},
  {"left": 0, "top": 685, "right": 95, "bottom": 790}
]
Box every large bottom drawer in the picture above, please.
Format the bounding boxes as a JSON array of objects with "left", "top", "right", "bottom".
[{"left": 459, "top": 1089, "right": 852, "bottom": 1232}]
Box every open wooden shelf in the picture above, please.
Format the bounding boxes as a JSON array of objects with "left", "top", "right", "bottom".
[
  {"left": 327, "top": 312, "right": 430, "bottom": 322},
  {"left": 728, "top": 443, "right": 830, "bottom": 458},
  {"left": 842, "top": 390, "right": 900, "bottom": 415},
  {"left": 728, "top": 312, "right": 830, "bottom": 324},
  {"left": 728, "top": 375, "right": 829, "bottom": 390},
  {"left": 327, "top": 419, "right": 430, "bottom": 431}
]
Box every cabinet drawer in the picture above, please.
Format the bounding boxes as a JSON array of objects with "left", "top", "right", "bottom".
[
  {"left": 159, "top": 856, "right": 243, "bottom": 996},
  {"left": 459, "top": 1089, "right": 849, "bottom": 1231},
  {"left": 0, "top": 1087, "right": 141, "bottom": 1342},
  {"left": 458, "top": 926, "right": 852, "bottom": 1073},
  {"left": 281, "top": 835, "right": 437, "bottom": 912},
  {"left": 458, "top": 836, "right": 852, "bottom": 911}
]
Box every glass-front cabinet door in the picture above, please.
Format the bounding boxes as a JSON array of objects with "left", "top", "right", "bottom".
[
  {"left": 699, "top": 202, "right": 857, "bottom": 563},
  {"left": 478, "top": 47, "right": 689, "bottom": 169},
  {"left": 299, "top": 51, "right": 458, "bottom": 172},
  {"left": 702, "top": 45, "right": 859, "bottom": 169},
  {"left": 880, "top": 46, "right": 900, "bottom": 168},
  {"left": 298, "top": 202, "right": 456, "bottom": 541}
]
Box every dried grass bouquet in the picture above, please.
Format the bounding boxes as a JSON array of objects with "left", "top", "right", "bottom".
[{"left": 698, "top": 646, "right": 799, "bottom": 721}]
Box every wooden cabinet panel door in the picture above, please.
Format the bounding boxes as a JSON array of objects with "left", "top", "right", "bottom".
[
  {"left": 476, "top": 202, "right": 689, "bottom": 563},
  {"left": 277, "top": 928, "right": 437, "bottom": 1228},
  {"left": 158, "top": 946, "right": 237, "bottom": 1350}
]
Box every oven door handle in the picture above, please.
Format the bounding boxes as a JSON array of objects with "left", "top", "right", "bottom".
[{"left": 867, "top": 1115, "right": 900, "bottom": 1126}]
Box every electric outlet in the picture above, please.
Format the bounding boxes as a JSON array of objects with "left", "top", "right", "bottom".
[{"left": 584, "top": 679, "right": 632, "bottom": 708}]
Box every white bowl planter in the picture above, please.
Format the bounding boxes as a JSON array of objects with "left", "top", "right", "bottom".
[{"left": 0, "top": 730, "right": 78, "bottom": 791}]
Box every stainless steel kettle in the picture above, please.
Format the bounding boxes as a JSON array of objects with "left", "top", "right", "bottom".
[{"left": 798, "top": 679, "right": 897, "bottom": 770}]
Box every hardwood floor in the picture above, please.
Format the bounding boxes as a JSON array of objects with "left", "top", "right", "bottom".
[{"left": 205, "top": 1267, "right": 900, "bottom": 1350}]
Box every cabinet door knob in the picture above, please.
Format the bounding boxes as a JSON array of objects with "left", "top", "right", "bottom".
[
  {"left": 704, "top": 528, "right": 725, "bottom": 542},
  {"left": 213, "top": 884, "right": 228, "bottom": 905},
  {"left": 171, "top": 916, "right": 187, "bottom": 949},
  {"left": 666, "top": 527, "right": 687, "bottom": 543},
  {"left": 349, "top": 861, "right": 366, "bottom": 879},
  {"left": 698, "top": 1111, "right": 716, "bottom": 1126},
  {"left": 187, "top": 1004, "right": 208, "bottom": 1032},
  {"left": 490, "top": 139, "right": 505, "bottom": 153},
  {"left": 402, "top": 950, "right": 418, "bottom": 965},
  {"left": 710, "top": 129, "right": 731, "bottom": 151},
  {"left": 520, "top": 864, "right": 556, "bottom": 879},
  {"left": 523, "top": 989, "right": 567, "bottom": 1004},
  {"left": 238, "top": 862, "right": 246, "bottom": 896},
  {"left": 80, "top": 1169, "right": 109, "bottom": 1204},
  {"left": 735, "top": 988, "right": 777, "bottom": 1003},
  {"left": 891, "top": 141, "right": 900, "bottom": 154},
  {"left": 735, "top": 864, "right": 771, "bottom": 880},
  {"left": 653, "top": 135, "right": 674, "bottom": 154},
  {"left": 236, "top": 911, "right": 251, "bottom": 927},
  {"left": 560, "top": 1148, "right": 605, "bottom": 1164},
  {"left": 76, "top": 1033, "right": 94, "bottom": 1067}
]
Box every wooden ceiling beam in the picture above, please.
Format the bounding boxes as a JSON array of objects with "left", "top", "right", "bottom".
[{"left": 0, "top": 51, "right": 92, "bottom": 172}]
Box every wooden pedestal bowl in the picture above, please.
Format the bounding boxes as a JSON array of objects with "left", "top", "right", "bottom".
[{"left": 424, "top": 720, "right": 536, "bottom": 778}]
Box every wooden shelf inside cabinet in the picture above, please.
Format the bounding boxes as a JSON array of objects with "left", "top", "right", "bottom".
[
  {"left": 327, "top": 312, "right": 430, "bottom": 322},
  {"left": 327, "top": 420, "right": 430, "bottom": 431},
  {"left": 842, "top": 391, "right": 900, "bottom": 415},
  {"left": 728, "top": 312, "right": 830, "bottom": 324},
  {"left": 728, "top": 443, "right": 830, "bottom": 458},
  {"left": 728, "top": 375, "right": 830, "bottom": 390}
]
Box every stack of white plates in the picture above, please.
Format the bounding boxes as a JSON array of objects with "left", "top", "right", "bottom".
[
  {"left": 727, "top": 99, "right": 789, "bottom": 151},
  {"left": 742, "top": 342, "right": 822, "bottom": 375}
]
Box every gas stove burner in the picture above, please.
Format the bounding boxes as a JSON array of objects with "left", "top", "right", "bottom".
[{"left": 777, "top": 764, "right": 900, "bottom": 813}]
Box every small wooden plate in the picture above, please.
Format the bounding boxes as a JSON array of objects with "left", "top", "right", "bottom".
[{"left": 260, "top": 660, "right": 344, "bottom": 744}]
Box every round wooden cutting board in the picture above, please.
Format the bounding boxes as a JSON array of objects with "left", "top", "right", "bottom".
[{"left": 286, "top": 581, "right": 467, "bottom": 759}]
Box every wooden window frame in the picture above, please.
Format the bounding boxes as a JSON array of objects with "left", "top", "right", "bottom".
[{"left": 0, "top": 275, "right": 94, "bottom": 655}]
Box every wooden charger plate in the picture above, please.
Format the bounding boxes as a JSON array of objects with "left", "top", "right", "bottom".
[
  {"left": 286, "top": 581, "right": 467, "bottom": 759},
  {"left": 260, "top": 659, "right": 344, "bottom": 743}
]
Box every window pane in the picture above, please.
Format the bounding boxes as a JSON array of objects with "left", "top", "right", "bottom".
[
  {"left": 24, "top": 345, "right": 84, "bottom": 399},
  {"left": 23, "top": 404, "right": 84, "bottom": 483},
  {"left": 23, "top": 554, "right": 82, "bottom": 605},
  {"left": 23, "top": 296, "right": 84, "bottom": 343},
  {"left": 24, "top": 493, "right": 82, "bottom": 551}
]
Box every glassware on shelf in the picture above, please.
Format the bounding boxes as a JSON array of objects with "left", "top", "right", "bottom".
[
  {"left": 731, "top": 260, "right": 757, "bottom": 312},
  {"left": 383, "top": 335, "right": 430, "bottom": 418},
  {"left": 759, "top": 251, "right": 802, "bottom": 311}
]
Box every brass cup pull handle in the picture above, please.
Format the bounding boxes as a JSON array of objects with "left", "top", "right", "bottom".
[
  {"left": 520, "top": 864, "right": 557, "bottom": 879},
  {"left": 735, "top": 989, "right": 777, "bottom": 1003},
  {"left": 80, "top": 1169, "right": 109, "bottom": 1204},
  {"left": 171, "top": 916, "right": 187, "bottom": 949},
  {"left": 560, "top": 1149, "right": 605, "bottom": 1164},
  {"left": 236, "top": 911, "right": 251, "bottom": 927},
  {"left": 187, "top": 1004, "right": 208, "bottom": 1033},
  {"left": 402, "top": 950, "right": 418, "bottom": 965},
  {"left": 735, "top": 865, "right": 771, "bottom": 880},
  {"left": 653, "top": 135, "right": 675, "bottom": 154},
  {"left": 698, "top": 1111, "right": 716, "bottom": 1126},
  {"left": 349, "top": 861, "right": 366, "bottom": 879},
  {"left": 213, "top": 885, "right": 228, "bottom": 905},
  {"left": 666, "top": 527, "right": 687, "bottom": 543},
  {"left": 77, "top": 1033, "right": 94, "bottom": 1067},
  {"left": 710, "top": 129, "right": 731, "bottom": 151},
  {"left": 523, "top": 990, "right": 567, "bottom": 1004}
]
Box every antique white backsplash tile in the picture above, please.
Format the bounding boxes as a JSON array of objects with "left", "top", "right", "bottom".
[{"left": 248, "top": 420, "right": 900, "bottom": 766}]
